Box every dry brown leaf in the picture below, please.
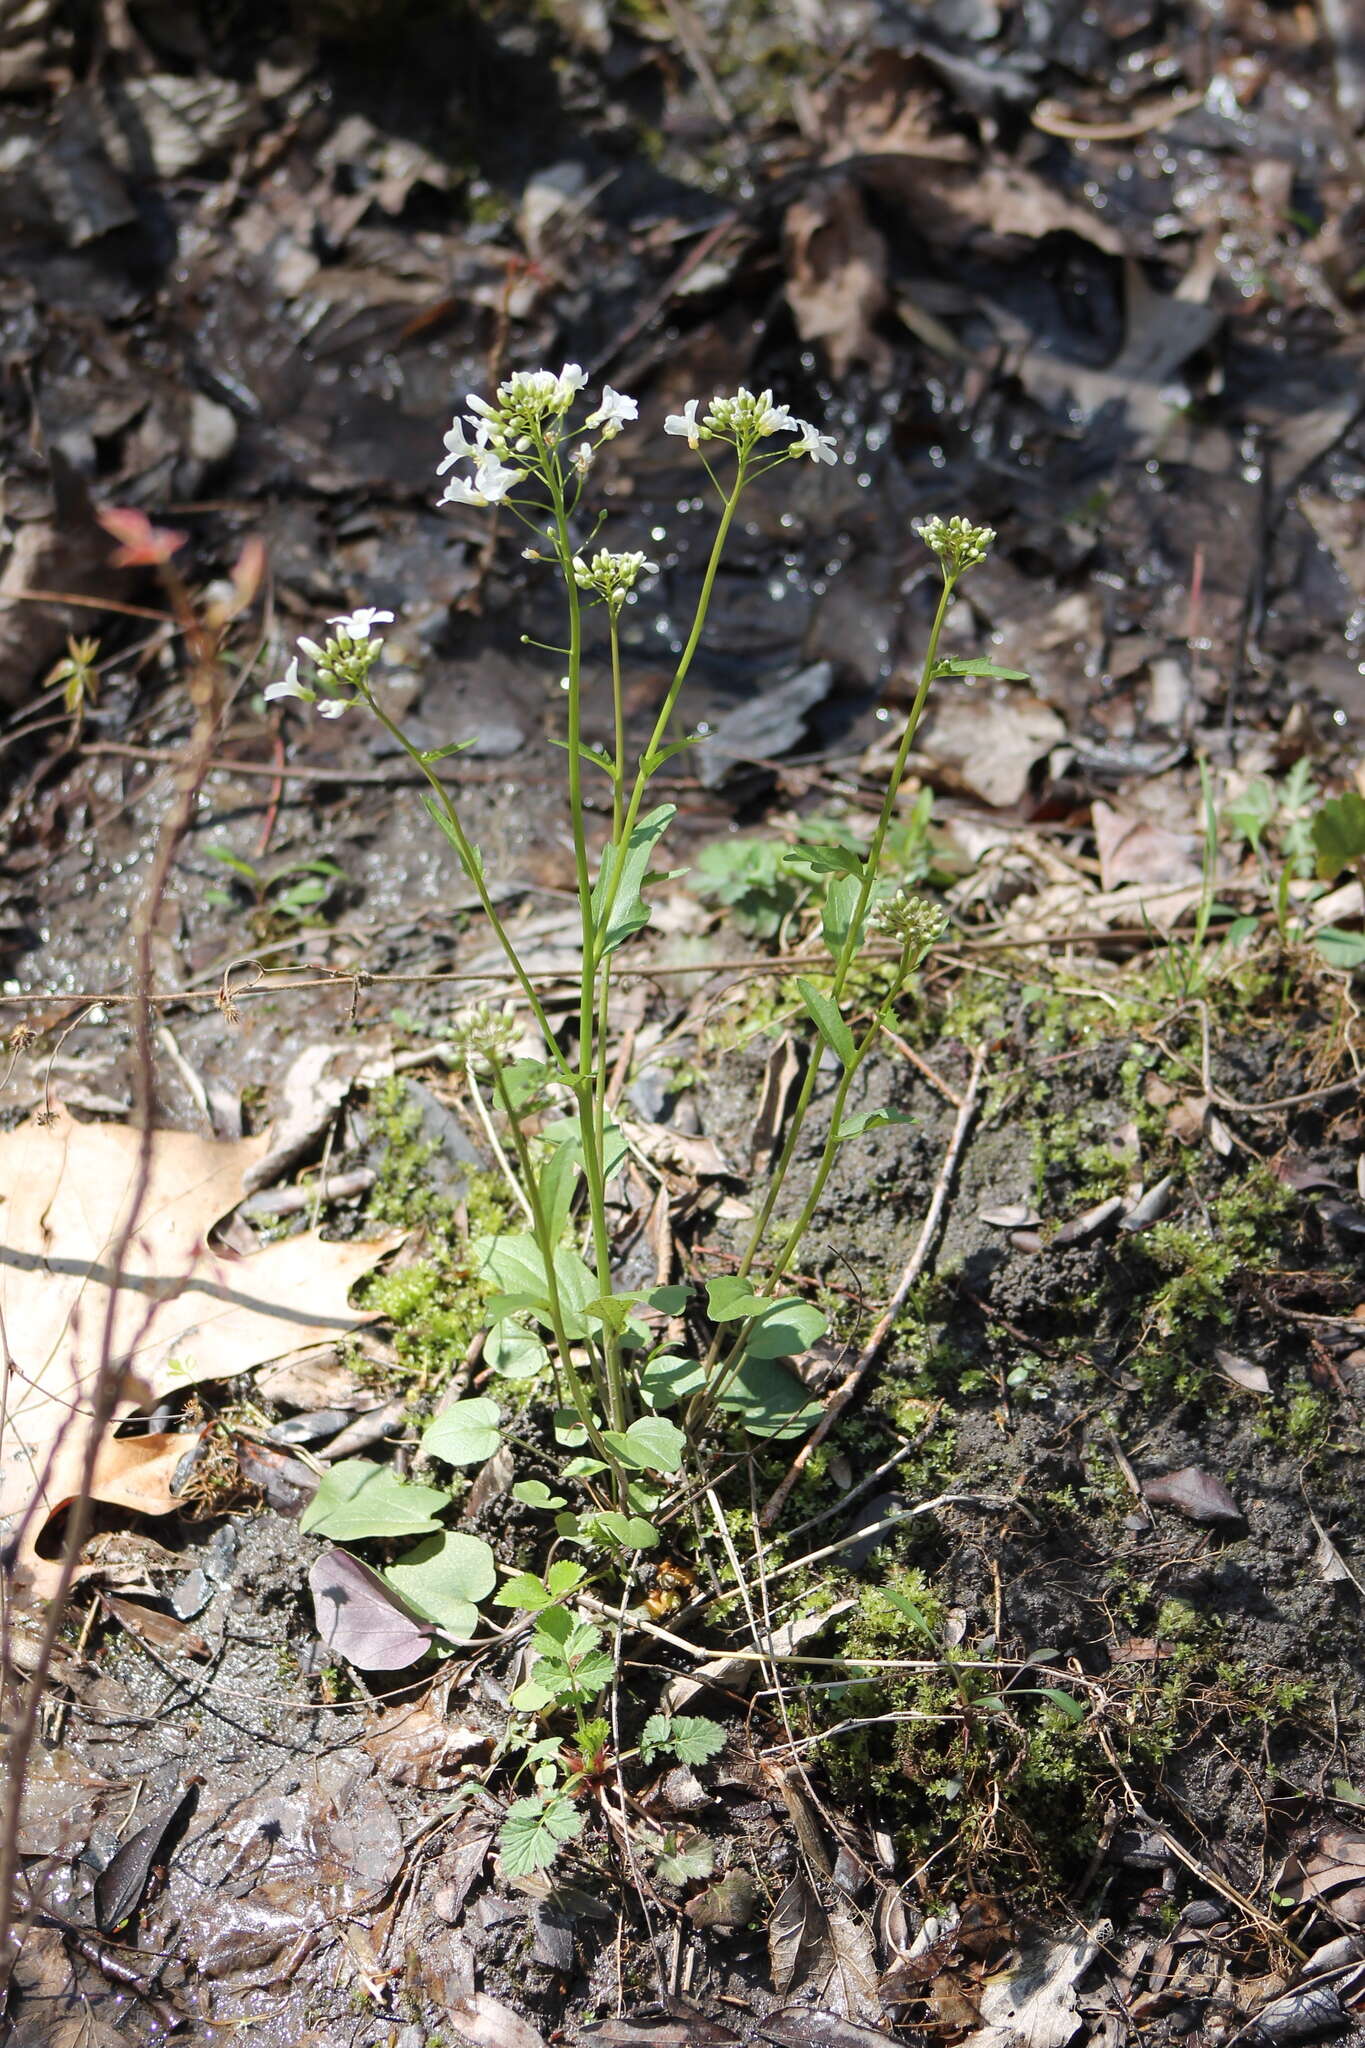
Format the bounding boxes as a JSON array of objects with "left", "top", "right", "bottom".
[
  {"left": 1093, "top": 800, "right": 1204, "bottom": 900},
  {"left": 783, "top": 181, "right": 891, "bottom": 381},
  {"left": 0, "top": 1107, "right": 401, "bottom": 1548},
  {"left": 915, "top": 689, "right": 1066, "bottom": 809}
]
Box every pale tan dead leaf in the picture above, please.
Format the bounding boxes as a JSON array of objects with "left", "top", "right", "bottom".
[
  {"left": 783, "top": 180, "right": 892, "bottom": 381},
  {"left": 817, "top": 50, "right": 973, "bottom": 164},
  {"left": 0, "top": 1107, "right": 401, "bottom": 1539},
  {"left": 965, "top": 1925, "right": 1102, "bottom": 2048},
  {"left": 916, "top": 689, "right": 1067, "bottom": 809},
  {"left": 1093, "top": 799, "right": 1204, "bottom": 900}
]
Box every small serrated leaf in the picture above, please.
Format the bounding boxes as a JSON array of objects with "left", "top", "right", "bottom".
[
  {"left": 1312, "top": 791, "right": 1365, "bottom": 881},
  {"left": 499, "top": 1795, "right": 583, "bottom": 1876}
]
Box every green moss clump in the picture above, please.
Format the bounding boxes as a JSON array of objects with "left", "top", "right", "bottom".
[{"left": 358, "top": 1078, "right": 512, "bottom": 1392}]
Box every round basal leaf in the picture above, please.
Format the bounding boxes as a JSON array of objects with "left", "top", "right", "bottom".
[
  {"left": 589, "top": 1511, "right": 660, "bottom": 1550},
  {"left": 705, "top": 1274, "right": 763, "bottom": 1322},
  {"left": 640, "top": 1355, "right": 706, "bottom": 1409},
  {"left": 720, "top": 1353, "right": 822, "bottom": 1439},
  {"left": 512, "top": 1479, "right": 567, "bottom": 1511},
  {"left": 485, "top": 1325, "right": 550, "bottom": 1381},
  {"left": 745, "top": 1298, "right": 828, "bottom": 1359},
  {"left": 383, "top": 1530, "right": 497, "bottom": 1636},
  {"left": 308, "top": 1548, "right": 433, "bottom": 1671},
  {"left": 603, "top": 1415, "right": 686, "bottom": 1474},
  {"left": 421, "top": 1398, "right": 502, "bottom": 1466},
  {"left": 299, "top": 1458, "right": 450, "bottom": 1541}
]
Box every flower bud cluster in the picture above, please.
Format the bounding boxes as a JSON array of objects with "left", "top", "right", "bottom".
[
  {"left": 571, "top": 549, "right": 659, "bottom": 614},
  {"left": 872, "top": 890, "right": 949, "bottom": 964},
  {"left": 265, "top": 609, "right": 394, "bottom": 718},
  {"left": 448, "top": 1001, "right": 522, "bottom": 1070},
  {"left": 438, "top": 366, "right": 638, "bottom": 508},
  {"left": 916, "top": 515, "right": 996, "bottom": 578},
  {"left": 664, "top": 389, "right": 836, "bottom": 464}
]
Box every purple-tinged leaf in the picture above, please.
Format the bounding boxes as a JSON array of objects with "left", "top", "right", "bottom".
[
  {"left": 1142, "top": 1467, "right": 1245, "bottom": 1528},
  {"left": 308, "top": 1547, "right": 432, "bottom": 1670}
]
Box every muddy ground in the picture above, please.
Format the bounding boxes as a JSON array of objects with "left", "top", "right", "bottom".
[{"left": 3, "top": 0, "right": 1365, "bottom": 2044}]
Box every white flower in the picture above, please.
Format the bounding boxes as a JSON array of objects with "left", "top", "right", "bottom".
[
  {"left": 665, "top": 398, "right": 704, "bottom": 448},
  {"left": 790, "top": 420, "right": 837, "bottom": 464},
  {"left": 440, "top": 473, "right": 488, "bottom": 507},
  {"left": 265, "top": 657, "right": 310, "bottom": 704},
  {"left": 296, "top": 636, "right": 326, "bottom": 664},
  {"left": 328, "top": 608, "right": 394, "bottom": 639},
  {"left": 317, "top": 697, "right": 350, "bottom": 719},
  {"left": 752, "top": 391, "right": 794, "bottom": 435},
  {"left": 438, "top": 418, "right": 481, "bottom": 475},
  {"left": 571, "top": 441, "right": 595, "bottom": 475},
  {"left": 585, "top": 386, "right": 638, "bottom": 436},
  {"left": 553, "top": 363, "right": 587, "bottom": 407},
  {"left": 474, "top": 454, "right": 525, "bottom": 502}
]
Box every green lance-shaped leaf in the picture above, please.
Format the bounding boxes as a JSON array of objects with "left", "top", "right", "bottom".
[
  {"left": 782, "top": 842, "right": 865, "bottom": 880},
  {"left": 932, "top": 658, "right": 1031, "bottom": 681},
  {"left": 593, "top": 803, "right": 677, "bottom": 956},
  {"left": 834, "top": 1107, "right": 918, "bottom": 1142},
  {"left": 821, "top": 873, "right": 862, "bottom": 958}
]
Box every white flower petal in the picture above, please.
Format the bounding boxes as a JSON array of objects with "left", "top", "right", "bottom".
[
  {"left": 265, "top": 657, "right": 310, "bottom": 704},
  {"left": 664, "top": 398, "right": 703, "bottom": 448},
  {"left": 440, "top": 476, "right": 489, "bottom": 507},
  {"left": 585, "top": 385, "right": 638, "bottom": 432},
  {"left": 317, "top": 697, "right": 350, "bottom": 718},
  {"left": 327, "top": 607, "right": 394, "bottom": 639}
]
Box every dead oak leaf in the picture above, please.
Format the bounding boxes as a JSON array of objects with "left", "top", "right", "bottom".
[{"left": 0, "top": 1107, "right": 401, "bottom": 1544}]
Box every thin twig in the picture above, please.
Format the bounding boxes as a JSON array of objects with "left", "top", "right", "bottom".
[{"left": 760, "top": 1044, "right": 988, "bottom": 1527}]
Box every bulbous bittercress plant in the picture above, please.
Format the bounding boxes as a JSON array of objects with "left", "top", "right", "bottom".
[{"left": 275, "top": 369, "right": 1011, "bottom": 1872}]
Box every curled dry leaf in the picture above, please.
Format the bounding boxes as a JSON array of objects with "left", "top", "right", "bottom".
[{"left": 0, "top": 1107, "right": 401, "bottom": 1577}]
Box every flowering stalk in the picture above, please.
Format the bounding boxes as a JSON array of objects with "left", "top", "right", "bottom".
[{"left": 688, "top": 518, "right": 996, "bottom": 1424}]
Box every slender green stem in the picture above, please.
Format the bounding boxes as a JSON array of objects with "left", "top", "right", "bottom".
[
  {"left": 549, "top": 480, "right": 625, "bottom": 1438},
  {"left": 732, "top": 571, "right": 957, "bottom": 1283},
  {"left": 364, "top": 694, "right": 574, "bottom": 1085},
  {"left": 609, "top": 611, "right": 625, "bottom": 844},
  {"left": 690, "top": 948, "right": 913, "bottom": 1427},
  {"left": 490, "top": 1053, "right": 619, "bottom": 1480},
  {"left": 589, "top": 469, "right": 746, "bottom": 956}
]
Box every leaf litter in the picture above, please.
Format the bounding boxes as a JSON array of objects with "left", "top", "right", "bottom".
[{"left": 0, "top": 1107, "right": 400, "bottom": 1587}]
